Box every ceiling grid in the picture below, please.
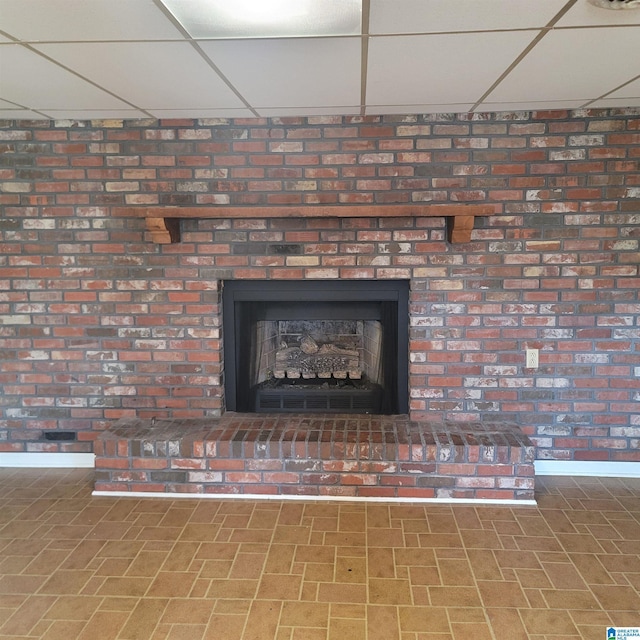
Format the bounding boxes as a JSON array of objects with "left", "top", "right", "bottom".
[{"left": 0, "top": 0, "right": 639, "bottom": 120}]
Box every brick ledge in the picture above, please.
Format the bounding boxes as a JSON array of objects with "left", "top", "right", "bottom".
[{"left": 95, "top": 414, "right": 535, "bottom": 501}]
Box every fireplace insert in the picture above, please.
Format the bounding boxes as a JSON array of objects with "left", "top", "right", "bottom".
[{"left": 222, "top": 280, "right": 409, "bottom": 414}]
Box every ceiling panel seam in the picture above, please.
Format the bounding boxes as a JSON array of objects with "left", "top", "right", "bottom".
[
  {"left": 12, "top": 41, "right": 152, "bottom": 116},
  {"left": 360, "top": 0, "right": 371, "bottom": 116},
  {"left": 153, "top": 0, "right": 259, "bottom": 116},
  {"left": 470, "top": 0, "right": 580, "bottom": 112}
]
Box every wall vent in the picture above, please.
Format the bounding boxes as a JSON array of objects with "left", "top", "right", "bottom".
[{"left": 587, "top": 0, "right": 640, "bottom": 9}]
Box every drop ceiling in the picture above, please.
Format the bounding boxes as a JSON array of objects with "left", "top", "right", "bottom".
[{"left": 0, "top": 0, "right": 639, "bottom": 121}]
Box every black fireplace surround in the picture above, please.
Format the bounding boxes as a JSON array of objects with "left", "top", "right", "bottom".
[{"left": 223, "top": 280, "right": 410, "bottom": 414}]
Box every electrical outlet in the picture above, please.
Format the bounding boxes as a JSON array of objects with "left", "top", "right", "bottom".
[{"left": 526, "top": 348, "right": 539, "bottom": 369}]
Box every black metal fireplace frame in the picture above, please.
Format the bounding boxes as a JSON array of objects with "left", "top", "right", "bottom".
[{"left": 222, "top": 280, "right": 410, "bottom": 415}]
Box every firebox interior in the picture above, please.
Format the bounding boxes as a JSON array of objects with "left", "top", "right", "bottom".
[{"left": 223, "top": 280, "right": 409, "bottom": 414}]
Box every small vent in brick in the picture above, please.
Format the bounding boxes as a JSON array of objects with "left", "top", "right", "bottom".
[{"left": 44, "top": 431, "right": 76, "bottom": 441}]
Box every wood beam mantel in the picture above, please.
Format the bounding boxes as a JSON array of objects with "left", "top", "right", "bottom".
[{"left": 113, "top": 204, "right": 497, "bottom": 244}]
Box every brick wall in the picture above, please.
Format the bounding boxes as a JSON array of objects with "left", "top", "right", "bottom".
[{"left": 0, "top": 109, "right": 639, "bottom": 462}]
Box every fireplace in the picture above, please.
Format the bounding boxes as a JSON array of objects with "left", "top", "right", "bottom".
[
  {"left": 98, "top": 274, "right": 535, "bottom": 501},
  {"left": 222, "top": 280, "right": 410, "bottom": 414}
]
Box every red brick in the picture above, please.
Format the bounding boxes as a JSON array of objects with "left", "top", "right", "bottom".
[
  {"left": 397, "top": 488, "right": 436, "bottom": 499},
  {"left": 225, "top": 472, "right": 261, "bottom": 483},
  {"left": 2, "top": 112, "right": 639, "bottom": 471},
  {"left": 263, "top": 472, "right": 300, "bottom": 484},
  {"left": 133, "top": 458, "right": 169, "bottom": 470}
]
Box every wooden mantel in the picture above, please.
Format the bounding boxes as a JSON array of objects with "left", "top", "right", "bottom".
[{"left": 112, "top": 204, "right": 497, "bottom": 245}]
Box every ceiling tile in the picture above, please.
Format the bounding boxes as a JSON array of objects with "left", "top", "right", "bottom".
[
  {"left": 33, "top": 42, "right": 247, "bottom": 110},
  {"left": 0, "top": 108, "right": 44, "bottom": 118},
  {"left": 148, "top": 109, "right": 256, "bottom": 119},
  {"left": 39, "top": 110, "right": 152, "bottom": 120},
  {"left": 365, "top": 103, "right": 474, "bottom": 115},
  {"left": 476, "top": 100, "right": 589, "bottom": 113},
  {"left": 0, "top": 98, "right": 44, "bottom": 118},
  {"left": 369, "top": 0, "right": 569, "bottom": 34},
  {"left": 367, "top": 31, "right": 538, "bottom": 106},
  {"left": 0, "top": 45, "right": 131, "bottom": 110},
  {"left": 199, "top": 38, "right": 361, "bottom": 108},
  {"left": 589, "top": 97, "right": 640, "bottom": 108},
  {"left": 0, "top": 0, "right": 183, "bottom": 41},
  {"left": 161, "top": 0, "right": 361, "bottom": 38},
  {"left": 601, "top": 76, "right": 640, "bottom": 99},
  {"left": 557, "top": 1, "right": 640, "bottom": 26},
  {"left": 488, "top": 26, "right": 640, "bottom": 102},
  {"left": 257, "top": 107, "right": 361, "bottom": 117}
]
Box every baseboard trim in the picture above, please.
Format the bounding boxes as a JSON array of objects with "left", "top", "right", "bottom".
[
  {"left": 535, "top": 460, "right": 640, "bottom": 478},
  {"left": 0, "top": 453, "right": 95, "bottom": 468},
  {"left": 4, "top": 454, "right": 638, "bottom": 482},
  {"left": 92, "top": 490, "right": 537, "bottom": 506}
]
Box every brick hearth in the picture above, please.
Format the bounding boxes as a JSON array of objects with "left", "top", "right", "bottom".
[{"left": 94, "top": 414, "right": 535, "bottom": 502}]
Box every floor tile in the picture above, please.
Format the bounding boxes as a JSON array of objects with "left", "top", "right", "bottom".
[{"left": 0, "top": 470, "right": 638, "bottom": 639}]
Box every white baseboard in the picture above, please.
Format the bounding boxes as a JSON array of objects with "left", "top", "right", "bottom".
[
  {"left": 0, "top": 453, "right": 95, "bottom": 468},
  {"left": 3, "top": 454, "right": 638, "bottom": 482},
  {"left": 535, "top": 460, "right": 640, "bottom": 478},
  {"left": 92, "top": 490, "right": 537, "bottom": 506}
]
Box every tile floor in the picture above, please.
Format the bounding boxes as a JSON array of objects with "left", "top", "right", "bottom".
[{"left": 0, "top": 469, "right": 638, "bottom": 640}]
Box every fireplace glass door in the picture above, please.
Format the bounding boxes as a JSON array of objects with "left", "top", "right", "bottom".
[{"left": 223, "top": 281, "right": 409, "bottom": 415}]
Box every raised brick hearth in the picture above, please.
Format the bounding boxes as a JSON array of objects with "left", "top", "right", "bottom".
[{"left": 94, "top": 414, "right": 536, "bottom": 502}]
